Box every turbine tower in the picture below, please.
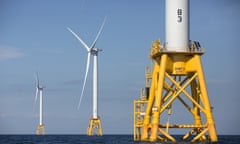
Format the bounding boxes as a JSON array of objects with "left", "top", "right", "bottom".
[
  {"left": 35, "top": 73, "right": 45, "bottom": 135},
  {"left": 134, "top": 0, "right": 218, "bottom": 142},
  {"left": 67, "top": 17, "right": 106, "bottom": 136}
]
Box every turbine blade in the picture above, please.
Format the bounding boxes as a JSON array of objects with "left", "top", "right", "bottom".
[
  {"left": 67, "top": 27, "right": 90, "bottom": 51},
  {"left": 90, "top": 16, "right": 107, "bottom": 49},
  {"left": 36, "top": 72, "right": 39, "bottom": 88},
  {"left": 78, "top": 52, "right": 91, "bottom": 110},
  {"left": 35, "top": 88, "right": 38, "bottom": 103}
]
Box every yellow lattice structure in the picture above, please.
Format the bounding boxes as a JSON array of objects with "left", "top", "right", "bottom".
[
  {"left": 134, "top": 39, "right": 218, "bottom": 142},
  {"left": 87, "top": 117, "right": 103, "bottom": 136}
]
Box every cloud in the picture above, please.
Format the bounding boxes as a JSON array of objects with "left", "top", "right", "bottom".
[{"left": 0, "top": 46, "right": 25, "bottom": 60}]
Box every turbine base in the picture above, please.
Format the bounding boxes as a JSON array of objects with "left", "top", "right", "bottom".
[
  {"left": 36, "top": 124, "right": 45, "bottom": 135},
  {"left": 87, "top": 117, "right": 103, "bottom": 136},
  {"left": 133, "top": 39, "right": 217, "bottom": 142}
]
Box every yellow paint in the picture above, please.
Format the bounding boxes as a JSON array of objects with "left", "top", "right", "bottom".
[
  {"left": 134, "top": 39, "right": 218, "bottom": 142},
  {"left": 36, "top": 124, "right": 45, "bottom": 135},
  {"left": 87, "top": 117, "right": 102, "bottom": 136}
]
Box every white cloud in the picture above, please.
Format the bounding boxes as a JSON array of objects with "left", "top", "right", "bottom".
[{"left": 0, "top": 46, "right": 25, "bottom": 60}]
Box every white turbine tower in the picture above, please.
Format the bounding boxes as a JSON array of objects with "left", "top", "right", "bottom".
[
  {"left": 67, "top": 17, "right": 106, "bottom": 136},
  {"left": 35, "top": 73, "right": 45, "bottom": 135}
]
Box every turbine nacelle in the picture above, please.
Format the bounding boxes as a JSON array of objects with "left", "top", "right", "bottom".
[
  {"left": 37, "top": 85, "right": 45, "bottom": 91},
  {"left": 90, "top": 48, "right": 103, "bottom": 55},
  {"left": 35, "top": 73, "right": 45, "bottom": 102}
]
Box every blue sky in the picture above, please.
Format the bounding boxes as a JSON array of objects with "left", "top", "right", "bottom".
[{"left": 0, "top": 0, "right": 239, "bottom": 135}]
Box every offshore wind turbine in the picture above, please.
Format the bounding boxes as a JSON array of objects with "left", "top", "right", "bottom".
[
  {"left": 35, "top": 73, "right": 45, "bottom": 135},
  {"left": 67, "top": 17, "right": 106, "bottom": 136}
]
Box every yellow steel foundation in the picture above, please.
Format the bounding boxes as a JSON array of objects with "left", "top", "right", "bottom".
[
  {"left": 134, "top": 39, "right": 218, "bottom": 142},
  {"left": 36, "top": 124, "right": 45, "bottom": 135},
  {"left": 87, "top": 117, "right": 103, "bottom": 136},
  {"left": 134, "top": 67, "right": 151, "bottom": 141}
]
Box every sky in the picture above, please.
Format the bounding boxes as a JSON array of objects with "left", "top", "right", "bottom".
[{"left": 0, "top": 0, "right": 239, "bottom": 135}]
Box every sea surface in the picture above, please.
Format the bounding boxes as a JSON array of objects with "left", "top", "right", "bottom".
[{"left": 0, "top": 135, "right": 239, "bottom": 144}]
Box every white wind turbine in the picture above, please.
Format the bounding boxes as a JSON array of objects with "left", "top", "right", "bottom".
[
  {"left": 67, "top": 18, "right": 106, "bottom": 128},
  {"left": 35, "top": 72, "right": 45, "bottom": 135}
]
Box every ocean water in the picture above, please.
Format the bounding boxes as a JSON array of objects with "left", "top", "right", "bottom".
[{"left": 0, "top": 135, "right": 239, "bottom": 144}]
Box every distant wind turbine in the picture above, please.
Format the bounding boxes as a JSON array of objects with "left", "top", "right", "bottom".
[{"left": 35, "top": 72, "right": 45, "bottom": 135}]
